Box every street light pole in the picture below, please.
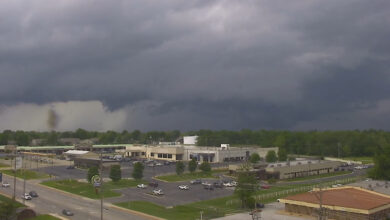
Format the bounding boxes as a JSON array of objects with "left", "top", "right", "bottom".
[
  {"left": 23, "top": 155, "right": 26, "bottom": 204},
  {"left": 12, "top": 154, "right": 16, "bottom": 201},
  {"left": 100, "top": 151, "right": 103, "bottom": 220}
]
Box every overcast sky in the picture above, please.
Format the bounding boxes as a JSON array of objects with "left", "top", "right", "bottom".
[{"left": 0, "top": 0, "right": 389, "bottom": 132}]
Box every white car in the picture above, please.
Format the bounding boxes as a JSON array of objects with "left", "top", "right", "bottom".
[
  {"left": 153, "top": 189, "right": 164, "bottom": 195},
  {"left": 137, "top": 184, "right": 147, "bottom": 189},
  {"left": 223, "top": 182, "right": 234, "bottom": 187},
  {"left": 155, "top": 163, "right": 163, "bottom": 166},
  {"left": 2, "top": 182, "right": 10, "bottom": 187},
  {"left": 178, "top": 185, "right": 189, "bottom": 190},
  {"left": 21, "top": 193, "right": 32, "bottom": 200}
]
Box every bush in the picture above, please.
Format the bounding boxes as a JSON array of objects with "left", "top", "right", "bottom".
[
  {"left": 132, "top": 162, "right": 144, "bottom": 180},
  {"left": 176, "top": 161, "right": 185, "bottom": 175},
  {"left": 250, "top": 153, "right": 261, "bottom": 163},
  {"left": 199, "top": 162, "right": 211, "bottom": 173},
  {"left": 87, "top": 167, "right": 99, "bottom": 183},
  {"left": 109, "top": 165, "right": 122, "bottom": 182},
  {"left": 267, "top": 178, "right": 276, "bottom": 184},
  {"left": 188, "top": 159, "right": 197, "bottom": 173},
  {"left": 266, "top": 150, "right": 277, "bottom": 163}
]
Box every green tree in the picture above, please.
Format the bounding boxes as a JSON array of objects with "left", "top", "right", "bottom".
[
  {"left": 234, "top": 163, "right": 258, "bottom": 209},
  {"left": 132, "top": 162, "right": 144, "bottom": 180},
  {"left": 87, "top": 166, "right": 99, "bottom": 183},
  {"left": 109, "top": 165, "right": 122, "bottom": 182},
  {"left": 199, "top": 162, "right": 211, "bottom": 173},
  {"left": 266, "top": 150, "right": 277, "bottom": 163},
  {"left": 277, "top": 148, "right": 288, "bottom": 161},
  {"left": 250, "top": 153, "right": 261, "bottom": 163},
  {"left": 188, "top": 159, "right": 197, "bottom": 173},
  {"left": 176, "top": 161, "right": 185, "bottom": 175},
  {"left": 369, "top": 144, "right": 390, "bottom": 180}
]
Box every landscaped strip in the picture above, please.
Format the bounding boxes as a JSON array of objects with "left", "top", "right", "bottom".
[
  {"left": 28, "top": 214, "right": 61, "bottom": 220},
  {"left": 40, "top": 179, "right": 146, "bottom": 199},
  {"left": 0, "top": 194, "right": 25, "bottom": 208},
  {"left": 155, "top": 169, "right": 228, "bottom": 182},
  {"left": 2, "top": 169, "right": 49, "bottom": 180},
  {"left": 41, "top": 179, "right": 120, "bottom": 199}
]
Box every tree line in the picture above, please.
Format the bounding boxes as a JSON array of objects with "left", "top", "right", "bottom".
[{"left": 1, "top": 129, "right": 390, "bottom": 158}]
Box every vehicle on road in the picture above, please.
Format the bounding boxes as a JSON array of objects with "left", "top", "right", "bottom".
[
  {"left": 62, "top": 209, "right": 74, "bottom": 216},
  {"left": 29, "top": 191, "right": 38, "bottom": 197},
  {"left": 178, "top": 185, "right": 189, "bottom": 190},
  {"left": 149, "top": 182, "right": 159, "bottom": 187},
  {"left": 153, "top": 189, "right": 164, "bottom": 195},
  {"left": 2, "top": 182, "right": 10, "bottom": 187},
  {"left": 137, "top": 184, "right": 147, "bottom": 189},
  {"left": 213, "top": 182, "right": 223, "bottom": 188},
  {"left": 190, "top": 179, "right": 202, "bottom": 184},
  {"left": 21, "top": 193, "right": 32, "bottom": 200},
  {"left": 203, "top": 184, "right": 214, "bottom": 190}
]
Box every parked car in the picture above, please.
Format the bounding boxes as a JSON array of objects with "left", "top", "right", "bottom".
[
  {"left": 203, "top": 184, "right": 214, "bottom": 190},
  {"left": 62, "top": 209, "right": 74, "bottom": 216},
  {"left": 201, "top": 181, "right": 210, "bottom": 186},
  {"left": 2, "top": 182, "right": 10, "bottom": 187},
  {"left": 190, "top": 179, "right": 202, "bottom": 184},
  {"left": 21, "top": 193, "right": 32, "bottom": 200},
  {"left": 29, "top": 191, "right": 38, "bottom": 197},
  {"left": 261, "top": 185, "right": 270, "bottom": 189},
  {"left": 256, "top": 203, "right": 265, "bottom": 208},
  {"left": 155, "top": 162, "right": 163, "bottom": 166},
  {"left": 147, "top": 163, "right": 156, "bottom": 167},
  {"left": 178, "top": 185, "right": 189, "bottom": 190},
  {"left": 164, "top": 161, "right": 171, "bottom": 165},
  {"left": 213, "top": 182, "right": 223, "bottom": 188},
  {"left": 149, "top": 182, "right": 159, "bottom": 188},
  {"left": 223, "top": 182, "right": 236, "bottom": 187},
  {"left": 153, "top": 189, "right": 164, "bottom": 195},
  {"left": 137, "top": 184, "right": 147, "bottom": 189},
  {"left": 66, "top": 166, "right": 75, "bottom": 169}
]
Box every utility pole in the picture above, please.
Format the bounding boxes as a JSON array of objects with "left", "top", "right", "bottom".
[
  {"left": 99, "top": 151, "right": 104, "bottom": 220},
  {"left": 312, "top": 187, "right": 325, "bottom": 220},
  {"left": 13, "top": 154, "right": 17, "bottom": 201},
  {"left": 23, "top": 155, "right": 26, "bottom": 205}
]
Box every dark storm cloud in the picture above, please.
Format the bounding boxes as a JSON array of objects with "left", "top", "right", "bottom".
[{"left": 0, "top": 0, "right": 389, "bottom": 131}]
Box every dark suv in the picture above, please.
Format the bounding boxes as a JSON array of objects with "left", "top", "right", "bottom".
[{"left": 149, "top": 182, "right": 159, "bottom": 188}]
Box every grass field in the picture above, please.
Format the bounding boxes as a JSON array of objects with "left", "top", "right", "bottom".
[
  {"left": 41, "top": 179, "right": 146, "bottom": 199},
  {"left": 0, "top": 194, "right": 25, "bottom": 208},
  {"left": 2, "top": 169, "right": 49, "bottom": 180},
  {"left": 155, "top": 169, "right": 228, "bottom": 182},
  {"left": 28, "top": 214, "right": 61, "bottom": 220},
  {"left": 343, "top": 157, "right": 373, "bottom": 164},
  {"left": 0, "top": 162, "right": 10, "bottom": 168},
  {"left": 283, "top": 171, "right": 351, "bottom": 182}
]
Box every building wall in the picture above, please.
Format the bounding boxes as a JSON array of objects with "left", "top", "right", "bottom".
[{"left": 267, "top": 161, "right": 342, "bottom": 179}]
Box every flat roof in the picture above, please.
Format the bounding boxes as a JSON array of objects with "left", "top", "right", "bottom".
[{"left": 281, "top": 187, "right": 390, "bottom": 213}]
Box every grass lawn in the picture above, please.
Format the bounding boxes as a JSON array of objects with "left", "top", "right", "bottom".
[
  {"left": 156, "top": 169, "right": 228, "bottom": 182},
  {"left": 0, "top": 162, "right": 10, "bottom": 168},
  {"left": 0, "top": 194, "right": 25, "bottom": 208},
  {"left": 41, "top": 179, "right": 120, "bottom": 199},
  {"left": 283, "top": 171, "right": 351, "bottom": 182},
  {"left": 103, "top": 179, "right": 147, "bottom": 189},
  {"left": 27, "top": 214, "right": 61, "bottom": 220},
  {"left": 343, "top": 157, "right": 373, "bottom": 164},
  {"left": 2, "top": 169, "right": 49, "bottom": 180}
]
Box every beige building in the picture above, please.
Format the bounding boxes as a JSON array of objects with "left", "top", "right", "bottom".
[{"left": 266, "top": 160, "right": 342, "bottom": 179}]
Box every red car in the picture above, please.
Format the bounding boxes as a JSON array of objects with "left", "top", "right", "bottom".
[{"left": 261, "top": 185, "right": 271, "bottom": 189}]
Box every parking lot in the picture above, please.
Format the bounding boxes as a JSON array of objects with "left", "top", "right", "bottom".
[{"left": 106, "top": 178, "right": 235, "bottom": 206}]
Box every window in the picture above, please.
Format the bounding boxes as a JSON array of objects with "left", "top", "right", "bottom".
[
  {"left": 168, "top": 154, "right": 172, "bottom": 159},
  {"left": 163, "top": 154, "right": 167, "bottom": 158},
  {"left": 158, "top": 153, "right": 162, "bottom": 158},
  {"left": 151, "top": 153, "right": 154, "bottom": 157}
]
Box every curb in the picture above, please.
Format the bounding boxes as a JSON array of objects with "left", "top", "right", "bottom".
[{"left": 108, "top": 203, "right": 165, "bottom": 220}]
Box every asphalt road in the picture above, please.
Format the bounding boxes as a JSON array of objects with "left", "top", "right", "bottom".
[{"left": 0, "top": 175, "right": 147, "bottom": 220}]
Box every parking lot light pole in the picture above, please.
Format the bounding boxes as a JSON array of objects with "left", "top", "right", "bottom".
[
  {"left": 12, "top": 154, "right": 16, "bottom": 201},
  {"left": 100, "top": 151, "right": 103, "bottom": 220}
]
